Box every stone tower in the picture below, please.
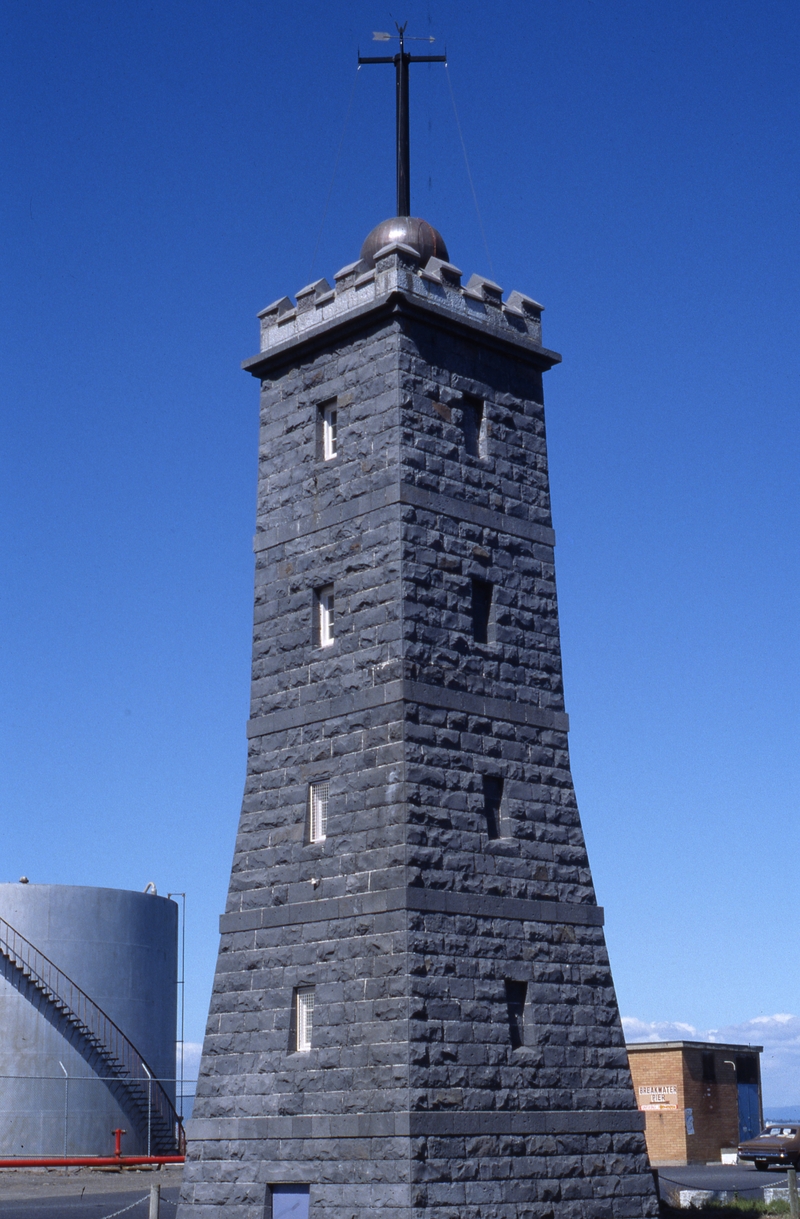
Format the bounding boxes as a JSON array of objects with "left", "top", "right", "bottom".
[{"left": 177, "top": 216, "right": 658, "bottom": 1219}]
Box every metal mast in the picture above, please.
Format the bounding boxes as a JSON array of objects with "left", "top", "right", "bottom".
[{"left": 359, "top": 23, "right": 445, "bottom": 217}]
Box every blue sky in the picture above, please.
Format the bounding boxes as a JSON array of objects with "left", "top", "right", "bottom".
[{"left": 2, "top": 1, "right": 798, "bottom": 1102}]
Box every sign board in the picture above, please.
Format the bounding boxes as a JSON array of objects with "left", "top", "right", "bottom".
[{"left": 638, "top": 1085, "right": 679, "bottom": 1110}]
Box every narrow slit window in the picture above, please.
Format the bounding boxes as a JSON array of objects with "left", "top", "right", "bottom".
[
  {"left": 471, "top": 578, "right": 493, "bottom": 644},
  {"left": 308, "top": 781, "right": 328, "bottom": 843},
  {"left": 505, "top": 979, "right": 527, "bottom": 1050},
  {"left": 482, "top": 775, "right": 504, "bottom": 840},
  {"left": 701, "top": 1052, "right": 716, "bottom": 1083},
  {"left": 316, "top": 584, "right": 334, "bottom": 648},
  {"left": 322, "top": 402, "right": 338, "bottom": 460},
  {"left": 295, "top": 987, "right": 315, "bottom": 1053},
  {"left": 462, "top": 395, "right": 486, "bottom": 458}
]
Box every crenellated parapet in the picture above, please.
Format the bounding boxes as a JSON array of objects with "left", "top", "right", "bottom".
[{"left": 253, "top": 241, "right": 556, "bottom": 364}]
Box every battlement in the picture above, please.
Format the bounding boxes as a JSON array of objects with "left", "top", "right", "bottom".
[{"left": 254, "top": 241, "right": 553, "bottom": 360}]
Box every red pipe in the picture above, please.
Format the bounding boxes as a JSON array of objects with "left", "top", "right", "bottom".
[{"left": 0, "top": 1156, "right": 184, "bottom": 1167}]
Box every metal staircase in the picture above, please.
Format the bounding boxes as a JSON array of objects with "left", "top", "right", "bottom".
[{"left": 0, "top": 915, "right": 182, "bottom": 1154}]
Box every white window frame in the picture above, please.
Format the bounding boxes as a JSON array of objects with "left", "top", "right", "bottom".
[
  {"left": 308, "top": 781, "right": 328, "bottom": 843},
  {"left": 296, "top": 987, "right": 314, "bottom": 1053},
  {"left": 322, "top": 403, "right": 338, "bottom": 461},
  {"left": 318, "top": 584, "right": 334, "bottom": 648}
]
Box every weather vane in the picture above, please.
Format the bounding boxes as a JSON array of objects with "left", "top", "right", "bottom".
[{"left": 359, "top": 22, "right": 446, "bottom": 218}]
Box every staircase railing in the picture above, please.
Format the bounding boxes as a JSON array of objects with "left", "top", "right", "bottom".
[{"left": 0, "top": 914, "right": 181, "bottom": 1152}]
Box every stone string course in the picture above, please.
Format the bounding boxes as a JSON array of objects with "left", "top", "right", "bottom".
[{"left": 177, "top": 244, "right": 658, "bottom": 1219}]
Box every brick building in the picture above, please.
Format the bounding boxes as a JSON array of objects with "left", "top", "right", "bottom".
[
  {"left": 627, "top": 1041, "right": 763, "bottom": 1166},
  {"left": 176, "top": 213, "right": 660, "bottom": 1219}
]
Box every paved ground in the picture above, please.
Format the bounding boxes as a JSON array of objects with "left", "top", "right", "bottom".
[
  {"left": 0, "top": 1162, "right": 790, "bottom": 1215},
  {"left": 0, "top": 1165, "right": 182, "bottom": 1218},
  {"left": 656, "top": 1162, "right": 788, "bottom": 1197}
]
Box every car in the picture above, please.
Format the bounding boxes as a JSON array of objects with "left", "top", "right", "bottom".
[{"left": 738, "top": 1125, "right": 800, "bottom": 1171}]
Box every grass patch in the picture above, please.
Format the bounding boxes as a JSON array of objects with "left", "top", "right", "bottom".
[
  {"left": 661, "top": 1201, "right": 790, "bottom": 1217},
  {"left": 706, "top": 1202, "right": 790, "bottom": 1215}
]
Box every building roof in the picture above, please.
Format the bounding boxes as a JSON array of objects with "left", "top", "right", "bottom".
[{"left": 626, "top": 1040, "right": 763, "bottom": 1053}]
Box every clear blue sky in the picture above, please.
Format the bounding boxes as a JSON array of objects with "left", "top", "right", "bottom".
[{"left": 2, "top": 1, "right": 798, "bottom": 1101}]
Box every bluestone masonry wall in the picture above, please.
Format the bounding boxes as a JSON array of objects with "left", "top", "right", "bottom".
[{"left": 177, "top": 244, "right": 659, "bottom": 1219}]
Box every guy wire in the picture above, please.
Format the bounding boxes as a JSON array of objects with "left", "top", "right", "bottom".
[
  {"left": 310, "top": 65, "right": 361, "bottom": 280},
  {"left": 444, "top": 61, "right": 495, "bottom": 281}
]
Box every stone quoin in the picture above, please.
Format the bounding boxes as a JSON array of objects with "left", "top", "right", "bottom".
[{"left": 176, "top": 225, "right": 660, "bottom": 1219}]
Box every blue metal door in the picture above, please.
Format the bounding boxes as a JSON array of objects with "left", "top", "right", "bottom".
[
  {"left": 272, "top": 1185, "right": 310, "bottom": 1219},
  {"left": 738, "top": 1082, "right": 760, "bottom": 1141},
  {"left": 271, "top": 1184, "right": 309, "bottom": 1219}
]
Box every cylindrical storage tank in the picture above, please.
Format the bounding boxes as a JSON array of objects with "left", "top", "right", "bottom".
[{"left": 0, "top": 883, "right": 177, "bottom": 1156}]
